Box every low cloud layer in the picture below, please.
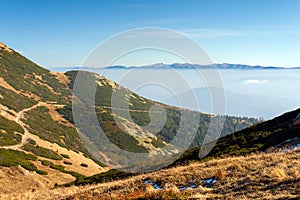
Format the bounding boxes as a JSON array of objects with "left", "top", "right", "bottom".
[{"left": 244, "top": 79, "right": 268, "bottom": 84}]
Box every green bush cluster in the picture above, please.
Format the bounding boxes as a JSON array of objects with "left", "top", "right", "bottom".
[
  {"left": 0, "top": 148, "right": 47, "bottom": 175},
  {"left": 49, "top": 164, "right": 84, "bottom": 180},
  {"left": 63, "top": 160, "right": 72, "bottom": 165},
  {"left": 60, "top": 153, "right": 70, "bottom": 159},
  {"left": 41, "top": 160, "right": 53, "bottom": 166},
  {"left": 0, "top": 86, "right": 36, "bottom": 112},
  {"left": 0, "top": 116, "right": 24, "bottom": 146},
  {"left": 67, "top": 169, "right": 134, "bottom": 186},
  {"left": 80, "top": 163, "right": 88, "bottom": 167},
  {"left": 22, "top": 143, "right": 63, "bottom": 160}
]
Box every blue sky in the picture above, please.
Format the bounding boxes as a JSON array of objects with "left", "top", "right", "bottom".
[{"left": 1, "top": 0, "right": 300, "bottom": 68}]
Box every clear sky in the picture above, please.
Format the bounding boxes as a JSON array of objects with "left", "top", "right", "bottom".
[{"left": 1, "top": 0, "right": 300, "bottom": 68}]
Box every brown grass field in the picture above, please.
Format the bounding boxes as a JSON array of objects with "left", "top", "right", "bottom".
[{"left": 2, "top": 148, "right": 299, "bottom": 200}]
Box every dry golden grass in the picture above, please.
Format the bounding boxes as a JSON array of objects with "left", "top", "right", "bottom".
[
  {"left": 0, "top": 77, "right": 20, "bottom": 94},
  {"left": 45, "top": 103, "right": 73, "bottom": 127},
  {"left": 16, "top": 148, "right": 299, "bottom": 200},
  {"left": 0, "top": 165, "right": 75, "bottom": 200},
  {"left": 50, "top": 72, "right": 71, "bottom": 85}
]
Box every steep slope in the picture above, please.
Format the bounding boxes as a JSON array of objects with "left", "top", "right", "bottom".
[
  {"left": 58, "top": 70, "right": 259, "bottom": 171},
  {"left": 0, "top": 43, "right": 107, "bottom": 194},
  {"left": 175, "top": 107, "right": 300, "bottom": 164}
]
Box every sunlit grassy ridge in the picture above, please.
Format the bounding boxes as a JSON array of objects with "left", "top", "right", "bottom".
[{"left": 0, "top": 48, "right": 70, "bottom": 104}]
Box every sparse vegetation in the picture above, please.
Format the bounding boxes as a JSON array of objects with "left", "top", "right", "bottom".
[
  {"left": 57, "top": 71, "right": 259, "bottom": 157},
  {"left": 0, "top": 46, "right": 297, "bottom": 200},
  {"left": 23, "top": 106, "right": 89, "bottom": 155},
  {"left": 59, "top": 105, "right": 150, "bottom": 153}
]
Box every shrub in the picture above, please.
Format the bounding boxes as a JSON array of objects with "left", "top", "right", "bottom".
[
  {"left": 41, "top": 160, "right": 53, "bottom": 166},
  {"left": 63, "top": 161, "right": 72, "bottom": 165},
  {"left": 0, "top": 148, "right": 46, "bottom": 175},
  {"left": 22, "top": 144, "right": 63, "bottom": 160},
  {"left": 80, "top": 163, "right": 88, "bottom": 167},
  {"left": 61, "top": 153, "right": 70, "bottom": 159}
]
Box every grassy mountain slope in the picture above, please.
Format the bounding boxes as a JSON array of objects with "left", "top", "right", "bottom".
[
  {"left": 55, "top": 70, "right": 259, "bottom": 172},
  {"left": 0, "top": 43, "right": 70, "bottom": 104},
  {"left": 0, "top": 44, "right": 107, "bottom": 191},
  {"left": 0, "top": 43, "right": 259, "bottom": 195},
  {"left": 175, "top": 107, "right": 300, "bottom": 165}
]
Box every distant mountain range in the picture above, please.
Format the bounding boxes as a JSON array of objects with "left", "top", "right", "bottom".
[
  {"left": 50, "top": 63, "right": 300, "bottom": 72},
  {"left": 105, "top": 63, "right": 289, "bottom": 70},
  {"left": 106, "top": 63, "right": 300, "bottom": 70}
]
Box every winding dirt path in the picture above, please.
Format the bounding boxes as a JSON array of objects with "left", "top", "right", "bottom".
[
  {"left": 1, "top": 102, "right": 108, "bottom": 176},
  {"left": 2, "top": 102, "right": 47, "bottom": 150}
]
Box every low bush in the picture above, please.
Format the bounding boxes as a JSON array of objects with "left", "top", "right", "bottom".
[{"left": 22, "top": 144, "right": 63, "bottom": 160}]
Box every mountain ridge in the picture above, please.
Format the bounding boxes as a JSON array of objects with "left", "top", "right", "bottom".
[
  {"left": 106, "top": 63, "right": 288, "bottom": 70},
  {"left": 48, "top": 63, "right": 300, "bottom": 73}
]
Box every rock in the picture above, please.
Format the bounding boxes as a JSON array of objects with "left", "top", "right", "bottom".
[{"left": 0, "top": 42, "right": 13, "bottom": 53}]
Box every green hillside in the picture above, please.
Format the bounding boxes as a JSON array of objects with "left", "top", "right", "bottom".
[
  {"left": 175, "top": 108, "right": 300, "bottom": 165},
  {"left": 59, "top": 71, "right": 259, "bottom": 154}
]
